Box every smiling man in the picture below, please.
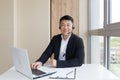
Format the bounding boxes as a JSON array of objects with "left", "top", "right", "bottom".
[{"left": 31, "top": 15, "right": 85, "bottom": 69}]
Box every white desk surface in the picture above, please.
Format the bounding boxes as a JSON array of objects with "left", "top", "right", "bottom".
[{"left": 0, "top": 64, "right": 120, "bottom": 80}]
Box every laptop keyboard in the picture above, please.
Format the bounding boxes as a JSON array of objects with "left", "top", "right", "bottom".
[{"left": 31, "top": 69, "right": 46, "bottom": 75}]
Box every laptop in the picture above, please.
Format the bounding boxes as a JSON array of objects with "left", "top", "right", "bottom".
[{"left": 10, "top": 47, "right": 56, "bottom": 80}]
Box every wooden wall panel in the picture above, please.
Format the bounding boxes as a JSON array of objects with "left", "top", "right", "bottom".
[{"left": 51, "top": 0, "right": 79, "bottom": 37}]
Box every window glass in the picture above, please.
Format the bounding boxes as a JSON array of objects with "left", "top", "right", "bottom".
[
  {"left": 110, "top": 37, "right": 120, "bottom": 78},
  {"left": 111, "top": 0, "right": 120, "bottom": 23},
  {"left": 91, "top": 36, "right": 104, "bottom": 65},
  {"left": 89, "top": 0, "right": 104, "bottom": 30},
  {"left": 89, "top": 0, "right": 120, "bottom": 78}
]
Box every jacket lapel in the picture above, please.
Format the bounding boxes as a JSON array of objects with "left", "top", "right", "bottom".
[
  {"left": 66, "top": 33, "right": 74, "bottom": 58},
  {"left": 55, "top": 34, "right": 62, "bottom": 59}
]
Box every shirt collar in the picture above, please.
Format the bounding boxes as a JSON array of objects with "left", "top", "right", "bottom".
[{"left": 61, "top": 33, "right": 71, "bottom": 41}]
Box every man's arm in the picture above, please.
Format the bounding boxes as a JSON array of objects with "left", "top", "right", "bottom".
[{"left": 36, "top": 38, "right": 55, "bottom": 64}]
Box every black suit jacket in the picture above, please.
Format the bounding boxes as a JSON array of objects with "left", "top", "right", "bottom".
[{"left": 37, "top": 33, "right": 85, "bottom": 68}]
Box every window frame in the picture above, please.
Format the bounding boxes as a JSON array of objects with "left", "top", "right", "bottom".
[{"left": 88, "top": 0, "right": 120, "bottom": 69}]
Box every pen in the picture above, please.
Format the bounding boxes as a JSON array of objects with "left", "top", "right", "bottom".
[{"left": 74, "top": 68, "right": 76, "bottom": 79}]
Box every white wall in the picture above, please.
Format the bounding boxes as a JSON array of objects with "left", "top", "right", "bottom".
[
  {"left": 15, "top": 0, "right": 50, "bottom": 62},
  {"left": 79, "top": 0, "right": 88, "bottom": 63},
  {"left": 0, "top": 0, "right": 14, "bottom": 74},
  {"left": 0, "top": 0, "right": 50, "bottom": 74}
]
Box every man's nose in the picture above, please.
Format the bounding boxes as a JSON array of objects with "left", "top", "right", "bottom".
[{"left": 64, "top": 26, "right": 67, "bottom": 29}]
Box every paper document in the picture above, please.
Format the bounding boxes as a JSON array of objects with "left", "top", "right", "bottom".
[{"left": 49, "top": 67, "right": 76, "bottom": 79}]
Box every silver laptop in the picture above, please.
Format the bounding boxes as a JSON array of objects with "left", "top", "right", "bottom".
[{"left": 10, "top": 47, "right": 56, "bottom": 80}]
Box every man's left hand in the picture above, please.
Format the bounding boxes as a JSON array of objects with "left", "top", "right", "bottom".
[{"left": 48, "top": 58, "right": 57, "bottom": 68}]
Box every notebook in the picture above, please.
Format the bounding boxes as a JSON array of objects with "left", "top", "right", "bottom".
[{"left": 10, "top": 47, "right": 56, "bottom": 80}]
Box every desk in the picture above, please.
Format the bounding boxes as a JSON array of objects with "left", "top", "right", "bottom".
[{"left": 0, "top": 64, "right": 119, "bottom": 80}]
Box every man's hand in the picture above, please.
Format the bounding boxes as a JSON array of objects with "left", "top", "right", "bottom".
[
  {"left": 31, "top": 61, "right": 42, "bottom": 69},
  {"left": 48, "top": 59, "right": 57, "bottom": 68}
]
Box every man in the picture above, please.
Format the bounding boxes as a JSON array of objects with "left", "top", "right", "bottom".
[{"left": 31, "top": 15, "right": 84, "bottom": 69}]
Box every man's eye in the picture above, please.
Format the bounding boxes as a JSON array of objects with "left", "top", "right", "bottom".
[{"left": 67, "top": 25, "right": 70, "bottom": 26}]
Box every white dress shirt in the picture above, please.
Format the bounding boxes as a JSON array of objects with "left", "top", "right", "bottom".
[{"left": 59, "top": 34, "right": 71, "bottom": 61}]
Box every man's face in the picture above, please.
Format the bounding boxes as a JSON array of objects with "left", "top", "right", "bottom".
[{"left": 60, "top": 20, "right": 73, "bottom": 36}]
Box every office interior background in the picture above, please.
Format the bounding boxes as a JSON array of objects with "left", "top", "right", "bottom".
[{"left": 0, "top": 0, "right": 120, "bottom": 78}]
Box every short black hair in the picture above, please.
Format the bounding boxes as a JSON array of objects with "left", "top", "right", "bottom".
[{"left": 59, "top": 15, "right": 74, "bottom": 23}]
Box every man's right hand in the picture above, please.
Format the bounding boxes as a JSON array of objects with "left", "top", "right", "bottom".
[{"left": 31, "top": 61, "right": 42, "bottom": 69}]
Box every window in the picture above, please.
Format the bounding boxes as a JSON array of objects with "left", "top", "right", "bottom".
[
  {"left": 89, "top": 0, "right": 120, "bottom": 78},
  {"left": 89, "top": 0, "right": 104, "bottom": 30},
  {"left": 111, "top": 0, "right": 120, "bottom": 23},
  {"left": 91, "top": 36, "right": 104, "bottom": 65},
  {"left": 110, "top": 37, "right": 120, "bottom": 78}
]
